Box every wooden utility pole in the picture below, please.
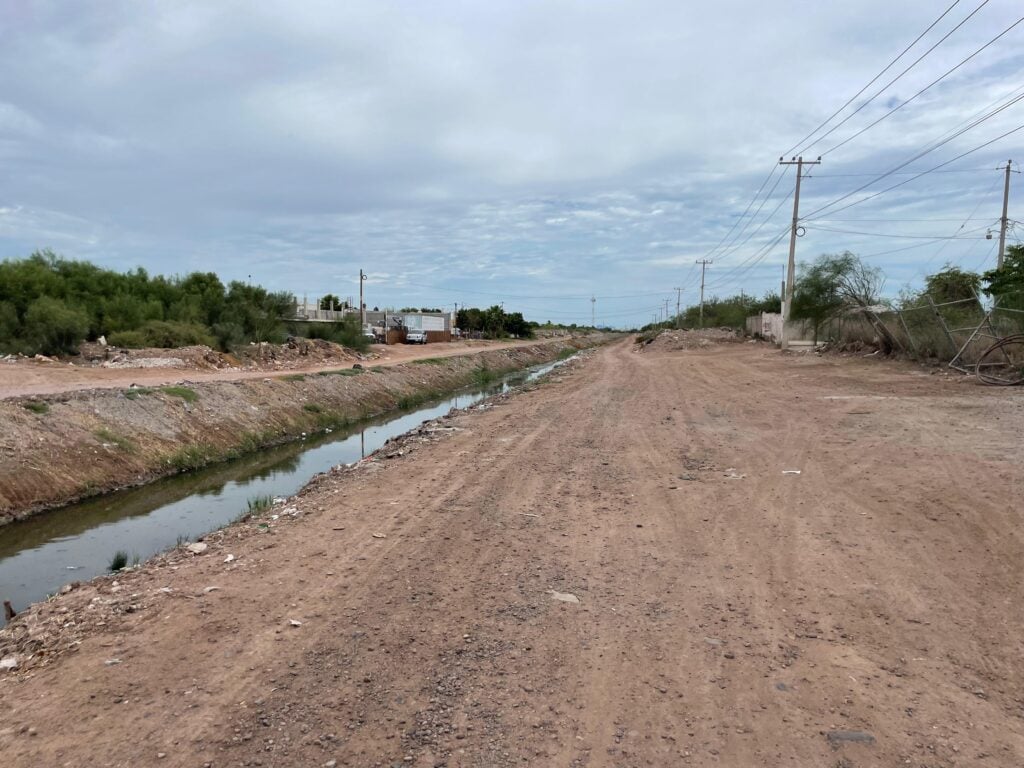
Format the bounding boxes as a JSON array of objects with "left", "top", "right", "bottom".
[
  {"left": 591, "top": 296, "right": 596, "bottom": 328},
  {"left": 997, "top": 160, "right": 1013, "bottom": 270},
  {"left": 359, "top": 269, "right": 367, "bottom": 328},
  {"left": 673, "top": 287, "right": 683, "bottom": 328},
  {"left": 695, "top": 260, "right": 712, "bottom": 327},
  {"left": 779, "top": 156, "right": 820, "bottom": 349}
]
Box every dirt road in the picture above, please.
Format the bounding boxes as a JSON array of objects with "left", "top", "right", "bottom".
[
  {"left": 2, "top": 338, "right": 1022, "bottom": 767},
  {"left": 0, "top": 338, "right": 545, "bottom": 399}
]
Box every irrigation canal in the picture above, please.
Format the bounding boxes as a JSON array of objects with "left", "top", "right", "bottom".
[{"left": 0, "top": 357, "right": 571, "bottom": 623}]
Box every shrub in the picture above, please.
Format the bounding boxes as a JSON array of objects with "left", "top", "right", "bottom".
[
  {"left": 22, "top": 296, "right": 90, "bottom": 355},
  {"left": 107, "top": 330, "right": 149, "bottom": 348},
  {"left": 109, "top": 550, "right": 129, "bottom": 572},
  {"left": 161, "top": 386, "right": 198, "bottom": 403},
  {"left": 22, "top": 400, "right": 50, "bottom": 414}
]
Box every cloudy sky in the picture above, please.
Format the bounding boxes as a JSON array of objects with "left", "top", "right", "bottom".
[{"left": 1, "top": 1, "right": 1022, "bottom": 326}]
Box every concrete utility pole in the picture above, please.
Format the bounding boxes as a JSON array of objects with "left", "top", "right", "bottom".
[
  {"left": 591, "top": 296, "right": 596, "bottom": 328},
  {"left": 779, "top": 155, "right": 821, "bottom": 349},
  {"left": 997, "top": 159, "right": 1014, "bottom": 270},
  {"left": 359, "top": 269, "right": 367, "bottom": 328},
  {"left": 674, "top": 287, "right": 683, "bottom": 328},
  {"left": 695, "top": 260, "right": 712, "bottom": 328}
]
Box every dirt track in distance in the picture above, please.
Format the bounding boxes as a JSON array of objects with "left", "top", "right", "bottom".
[
  {"left": 1, "top": 337, "right": 1022, "bottom": 767},
  {"left": 0, "top": 338, "right": 544, "bottom": 399}
]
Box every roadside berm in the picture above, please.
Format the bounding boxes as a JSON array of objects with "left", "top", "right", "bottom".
[{"left": 0, "top": 336, "right": 602, "bottom": 524}]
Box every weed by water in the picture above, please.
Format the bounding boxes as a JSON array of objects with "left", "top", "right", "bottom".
[
  {"left": 472, "top": 365, "right": 496, "bottom": 386},
  {"left": 95, "top": 427, "right": 137, "bottom": 453},
  {"left": 109, "top": 550, "right": 129, "bottom": 572},
  {"left": 556, "top": 348, "right": 576, "bottom": 361},
  {"left": 236, "top": 494, "right": 274, "bottom": 523},
  {"left": 168, "top": 444, "right": 214, "bottom": 471},
  {"left": 282, "top": 373, "right": 306, "bottom": 382},
  {"left": 22, "top": 400, "right": 49, "bottom": 414},
  {"left": 124, "top": 387, "right": 155, "bottom": 400},
  {"left": 317, "top": 368, "right": 362, "bottom": 377},
  {"left": 303, "top": 403, "right": 323, "bottom": 413},
  {"left": 161, "top": 385, "right": 198, "bottom": 403},
  {"left": 412, "top": 357, "right": 447, "bottom": 365}
]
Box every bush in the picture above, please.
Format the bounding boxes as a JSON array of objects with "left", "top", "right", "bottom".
[
  {"left": 22, "top": 296, "right": 90, "bottom": 355},
  {"left": 287, "top": 316, "right": 369, "bottom": 353},
  {"left": 161, "top": 386, "right": 198, "bottom": 403},
  {"left": 107, "top": 330, "right": 149, "bottom": 348},
  {"left": 109, "top": 320, "right": 215, "bottom": 349}
]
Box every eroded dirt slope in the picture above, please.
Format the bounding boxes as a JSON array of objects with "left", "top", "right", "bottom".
[{"left": 1, "top": 339, "right": 1022, "bottom": 767}]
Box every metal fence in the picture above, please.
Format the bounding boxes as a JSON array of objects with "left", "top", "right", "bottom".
[{"left": 829, "top": 291, "right": 1024, "bottom": 373}]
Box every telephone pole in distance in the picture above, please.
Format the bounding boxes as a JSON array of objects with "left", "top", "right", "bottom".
[
  {"left": 779, "top": 155, "right": 820, "bottom": 350},
  {"left": 997, "top": 159, "right": 1015, "bottom": 270},
  {"left": 359, "top": 269, "right": 367, "bottom": 328},
  {"left": 695, "top": 260, "right": 712, "bottom": 328},
  {"left": 673, "top": 287, "right": 683, "bottom": 329}
]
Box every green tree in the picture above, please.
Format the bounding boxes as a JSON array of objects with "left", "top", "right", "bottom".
[
  {"left": 923, "top": 264, "right": 982, "bottom": 307},
  {"left": 22, "top": 297, "right": 90, "bottom": 355},
  {"left": 982, "top": 244, "right": 1024, "bottom": 310},
  {"left": 319, "top": 294, "right": 343, "bottom": 310},
  {"left": 791, "top": 252, "right": 885, "bottom": 341}
]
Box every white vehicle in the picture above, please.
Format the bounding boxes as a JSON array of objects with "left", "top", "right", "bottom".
[{"left": 405, "top": 330, "right": 428, "bottom": 344}]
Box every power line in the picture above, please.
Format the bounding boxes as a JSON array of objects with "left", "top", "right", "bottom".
[
  {"left": 805, "top": 223, "right": 993, "bottom": 239},
  {"left": 702, "top": 166, "right": 779, "bottom": 260},
  {"left": 802, "top": 88, "right": 1024, "bottom": 222},
  {"left": 806, "top": 122, "right": 1024, "bottom": 220},
  {"left": 785, "top": 0, "right": 967, "bottom": 157},
  {"left": 705, "top": 166, "right": 791, "bottom": 261},
  {"left": 821, "top": 12, "right": 1024, "bottom": 157},
  {"left": 398, "top": 282, "right": 675, "bottom": 301}
]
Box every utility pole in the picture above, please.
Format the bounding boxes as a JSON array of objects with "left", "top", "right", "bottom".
[
  {"left": 359, "top": 269, "right": 367, "bottom": 328},
  {"left": 663, "top": 299, "right": 671, "bottom": 325},
  {"left": 673, "top": 287, "right": 683, "bottom": 328},
  {"left": 591, "top": 295, "right": 596, "bottom": 328},
  {"left": 997, "top": 160, "right": 1014, "bottom": 270},
  {"left": 695, "top": 259, "right": 712, "bottom": 328},
  {"left": 779, "top": 155, "right": 821, "bottom": 349}
]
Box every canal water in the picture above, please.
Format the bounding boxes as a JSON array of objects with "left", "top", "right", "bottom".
[{"left": 0, "top": 357, "right": 571, "bottom": 622}]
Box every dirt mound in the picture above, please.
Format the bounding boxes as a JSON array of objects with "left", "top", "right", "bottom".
[
  {"left": 638, "top": 327, "right": 742, "bottom": 351},
  {"left": 232, "top": 337, "right": 372, "bottom": 370}
]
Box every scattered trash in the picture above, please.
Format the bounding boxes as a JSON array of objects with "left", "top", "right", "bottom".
[
  {"left": 185, "top": 542, "right": 208, "bottom": 555},
  {"left": 520, "top": 513, "right": 541, "bottom": 518},
  {"left": 724, "top": 468, "right": 746, "bottom": 479},
  {"left": 0, "top": 656, "right": 18, "bottom": 671},
  {"left": 158, "top": 587, "right": 173, "bottom": 594},
  {"left": 104, "top": 658, "right": 122, "bottom": 666},
  {"left": 549, "top": 590, "right": 580, "bottom": 604},
  {"left": 223, "top": 554, "right": 235, "bottom": 563},
  {"left": 203, "top": 586, "right": 220, "bottom": 594},
  {"left": 371, "top": 533, "right": 386, "bottom": 539},
  {"left": 288, "top": 619, "right": 302, "bottom": 627},
  {"left": 782, "top": 470, "right": 802, "bottom": 475}
]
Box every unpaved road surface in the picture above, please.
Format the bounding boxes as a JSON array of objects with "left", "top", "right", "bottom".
[
  {"left": 2, "top": 338, "right": 1023, "bottom": 767},
  {"left": 0, "top": 339, "right": 545, "bottom": 399}
]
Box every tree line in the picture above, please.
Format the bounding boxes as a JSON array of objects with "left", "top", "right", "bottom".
[
  {"left": 456, "top": 305, "right": 533, "bottom": 338},
  {"left": 0, "top": 251, "right": 364, "bottom": 356}
]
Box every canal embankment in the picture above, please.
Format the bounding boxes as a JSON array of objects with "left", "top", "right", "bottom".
[{"left": 0, "top": 336, "right": 606, "bottom": 524}]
